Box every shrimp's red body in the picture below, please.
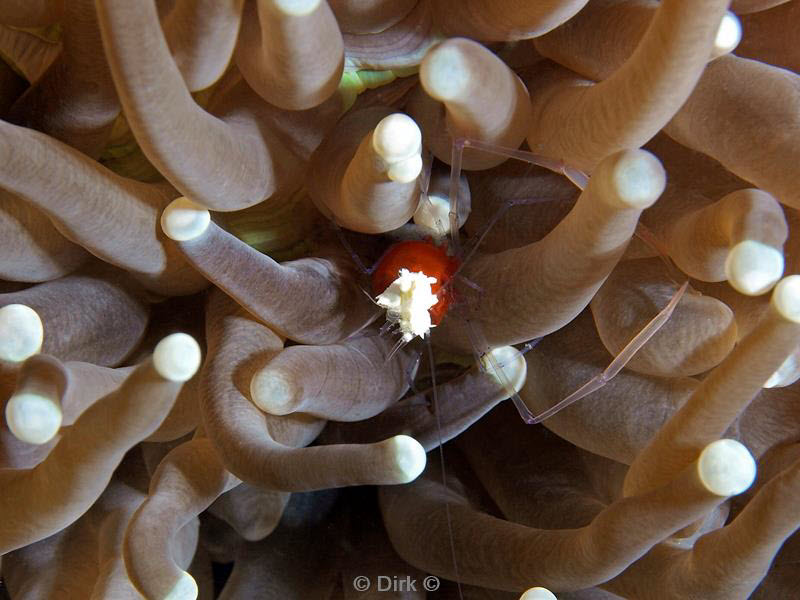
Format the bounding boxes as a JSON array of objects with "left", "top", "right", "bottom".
[{"left": 371, "top": 240, "right": 460, "bottom": 325}]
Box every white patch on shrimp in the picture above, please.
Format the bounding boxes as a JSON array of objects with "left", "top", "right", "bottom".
[{"left": 376, "top": 269, "right": 439, "bottom": 342}]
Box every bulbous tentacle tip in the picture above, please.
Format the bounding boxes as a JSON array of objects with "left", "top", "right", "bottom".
[
  {"left": 0, "top": 304, "right": 44, "bottom": 363},
  {"left": 387, "top": 154, "right": 424, "bottom": 184},
  {"left": 420, "top": 41, "right": 471, "bottom": 102},
  {"left": 388, "top": 434, "right": 427, "bottom": 483},
  {"left": 372, "top": 113, "right": 423, "bottom": 183},
  {"left": 480, "top": 345, "right": 528, "bottom": 397},
  {"left": 519, "top": 587, "right": 557, "bottom": 600},
  {"left": 164, "top": 570, "right": 198, "bottom": 600},
  {"left": 250, "top": 369, "right": 297, "bottom": 415},
  {"left": 161, "top": 197, "right": 211, "bottom": 242},
  {"left": 712, "top": 11, "right": 742, "bottom": 60},
  {"left": 153, "top": 333, "right": 202, "bottom": 382},
  {"left": 414, "top": 193, "right": 452, "bottom": 237},
  {"left": 725, "top": 240, "right": 784, "bottom": 296},
  {"left": 698, "top": 439, "right": 757, "bottom": 497},
  {"left": 273, "top": 0, "right": 323, "bottom": 17},
  {"left": 604, "top": 149, "right": 666, "bottom": 210},
  {"left": 771, "top": 275, "right": 800, "bottom": 324},
  {"left": 5, "top": 391, "right": 62, "bottom": 445}
]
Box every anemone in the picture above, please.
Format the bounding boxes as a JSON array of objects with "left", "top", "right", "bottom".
[{"left": 1, "top": 2, "right": 799, "bottom": 599}]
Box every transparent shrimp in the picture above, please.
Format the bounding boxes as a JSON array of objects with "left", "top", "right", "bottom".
[
  {"left": 331, "top": 134, "right": 688, "bottom": 600},
  {"left": 333, "top": 133, "right": 688, "bottom": 422}
]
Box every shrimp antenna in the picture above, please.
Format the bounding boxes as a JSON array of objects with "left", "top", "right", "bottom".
[
  {"left": 385, "top": 335, "right": 409, "bottom": 362},
  {"left": 404, "top": 349, "right": 423, "bottom": 395},
  {"left": 426, "top": 336, "right": 464, "bottom": 600},
  {"left": 416, "top": 148, "right": 454, "bottom": 237},
  {"left": 361, "top": 286, "right": 381, "bottom": 306},
  {"left": 458, "top": 196, "right": 516, "bottom": 263},
  {"left": 448, "top": 136, "right": 588, "bottom": 262},
  {"left": 453, "top": 195, "right": 559, "bottom": 286},
  {"left": 419, "top": 147, "right": 434, "bottom": 197},
  {"left": 444, "top": 135, "right": 586, "bottom": 288},
  {"left": 328, "top": 217, "right": 373, "bottom": 275}
]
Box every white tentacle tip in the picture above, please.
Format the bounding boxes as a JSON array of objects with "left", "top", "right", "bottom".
[
  {"left": 607, "top": 149, "right": 665, "bottom": 209},
  {"left": 414, "top": 193, "right": 451, "bottom": 237},
  {"left": 520, "top": 588, "right": 557, "bottom": 600},
  {"left": 480, "top": 346, "right": 527, "bottom": 397},
  {"left": 725, "top": 240, "right": 784, "bottom": 296},
  {"left": 698, "top": 439, "right": 756, "bottom": 497},
  {"left": 421, "top": 42, "right": 470, "bottom": 101},
  {"left": 5, "top": 391, "right": 62, "bottom": 444},
  {"left": 153, "top": 333, "right": 202, "bottom": 382},
  {"left": 250, "top": 370, "right": 296, "bottom": 415},
  {"left": 387, "top": 155, "right": 423, "bottom": 184},
  {"left": 0, "top": 304, "right": 43, "bottom": 363},
  {"left": 272, "top": 0, "right": 322, "bottom": 17},
  {"left": 771, "top": 275, "right": 800, "bottom": 324},
  {"left": 161, "top": 197, "right": 211, "bottom": 242},
  {"left": 712, "top": 12, "right": 742, "bottom": 59},
  {"left": 389, "top": 435, "right": 426, "bottom": 483},
  {"left": 164, "top": 571, "right": 198, "bottom": 600},
  {"left": 373, "top": 113, "right": 422, "bottom": 178}
]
